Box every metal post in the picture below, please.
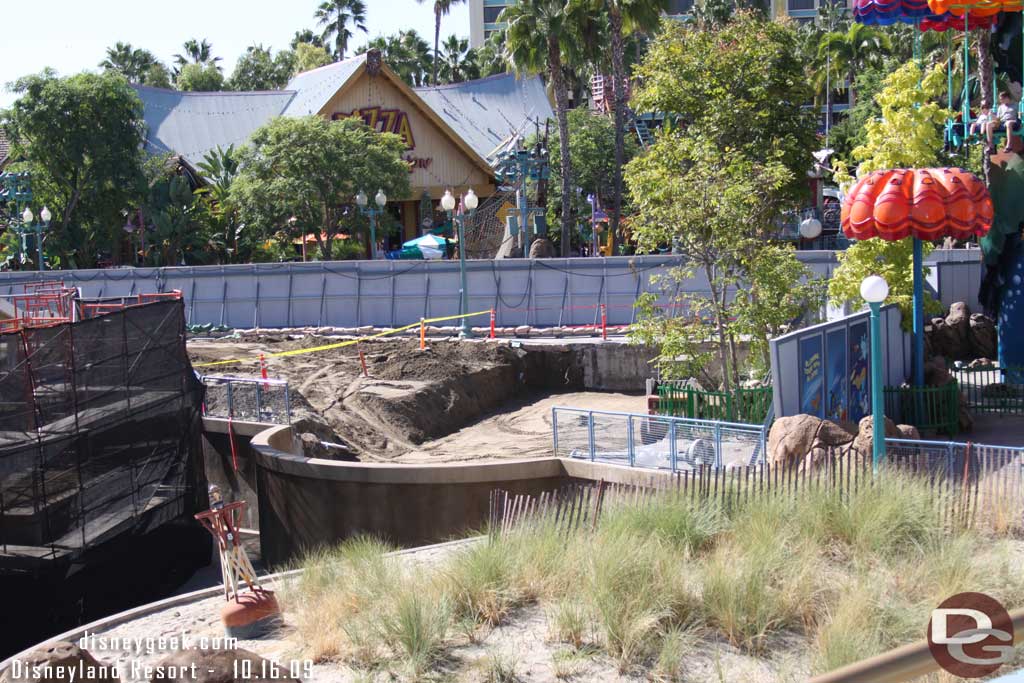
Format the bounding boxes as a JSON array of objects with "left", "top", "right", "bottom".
[
  {"left": 669, "top": 419, "right": 677, "bottom": 473},
  {"left": 715, "top": 422, "right": 723, "bottom": 468},
  {"left": 255, "top": 382, "right": 263, "bottom": 422},
  {"left": 458, "top": 211, "right": 472, "bottom": 338},
  {"left": 627, "top": 415, "right": 635, "bottom": 467},
  {"left": 912, "top": 238, "right": 924, "bottom": 387},
  {"left": 284, "top": 383, "right": 291, "bottom": 424},
  {"left": 226, "top": 381, "right": 234, "bottom": 418},
  {"left": 588, "top": 411, "right": 596, "bottom": 461},
  {"left": 551, "top": 407, "right": 559, "bottom": 456},
  {"left": 369, "top": 210, "right": 378, "bottom": 260},
  {"left": 870, "top": 301, "right": 885, "bottom": 470},
  {"left": 35, "top": 223, "right": 44, "bottom": 271}
]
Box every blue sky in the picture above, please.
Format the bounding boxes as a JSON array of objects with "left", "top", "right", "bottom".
[{"left": 0, "top": 0, "right": 470, "bottom": 108}]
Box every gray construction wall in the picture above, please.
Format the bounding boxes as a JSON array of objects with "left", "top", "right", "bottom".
[{"left": 0, "top": 249, "right": 982, "bottom": 329}]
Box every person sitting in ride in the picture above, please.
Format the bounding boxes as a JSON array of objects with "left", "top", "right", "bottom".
[
  {"left": 987, "top": 91, "right": 1021, "bottom": 153},
  {"left": 970, "top": 105, "right": 992, "bottom": 139}
]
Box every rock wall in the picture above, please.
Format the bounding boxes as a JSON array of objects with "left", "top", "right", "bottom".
[{"left": 926, "top": 301, "right": 997, "bottom": 361}]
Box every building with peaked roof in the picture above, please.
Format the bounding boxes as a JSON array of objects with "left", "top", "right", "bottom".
[{"left": 132, "top": 51, "right": 550, "bottom": 245}]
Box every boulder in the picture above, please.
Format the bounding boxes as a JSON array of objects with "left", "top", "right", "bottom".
[
  {"left": 924, "top": 355, "right": 955, "bottom": 387},
  {"left": 1, "top": 642, "right": 119, "bottom": 682},
  {"left": 945, "top": 302, "right": 972, "bottom": 359},
  {"left": 148, "top": 648, "right": 299, "bottom": 683},
  {"left": 968, "top": 313, "right": 998, "bottom": 359},
  {"left": 767, "top": 414, "right": 855, "bottom": 467},
  {"left": 850, "top": 415, "right": 919, "bottom": 460},
  {"left": 528, "top": 238, "right": 555, "bottom": 259}
]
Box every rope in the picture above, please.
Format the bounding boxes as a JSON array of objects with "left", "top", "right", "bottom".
[{"left": 193, "top": 309, "right": 493, "bottom": 368}]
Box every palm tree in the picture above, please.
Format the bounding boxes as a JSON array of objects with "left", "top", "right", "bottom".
[
  {"left": 503, "top": 0, "right": 584, "bottom": 258},
  {"left": 592, "top": 0, "right": 669, "bottom": 246},
  {"left": 173, "top": 38, "right": 222, "bottom": 70},
  {"left": 416, "top": 0, "right": 467, "bottom": 85},
  {"left": 315, "top": 0, "right": 368, "bottom": 60},
  {"left": 99, "top": 42, "right": 161, "bottom": 83},
  {"left": 438, "top": 35, "right": 480, "bottom": 83},
  {"left": 816, "top": 24, "right": 891, "bottom": 107},
  {"left": 291, "top": 29, "right": 324, "bottom": 49}
]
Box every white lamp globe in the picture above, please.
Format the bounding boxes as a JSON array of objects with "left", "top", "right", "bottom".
[
  {"left": 441, "top": 189, "right": 456, "bottom": 212},
  {"left": 40, "top": 206, "right": 52, "bottom": 223},
  {"left": 355, "top": 190, "right": 368, "bottom": 207},
  {"left": 374, "top": 189, "right": 387, "bottom": 207},
  {"left": 464, "top": 188, "right": 479, "bottom": 210},
  {"left": 799, "top": 216, "right": 822, "bottom": 240},
  {"left": 22, "top": 207, "right": 33, "bottom": 224},
  {"left": 860, "top": 275, "right": 889, "bottom": 304}
]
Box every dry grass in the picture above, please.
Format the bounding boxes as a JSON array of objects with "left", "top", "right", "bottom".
[{"left": 282, "top": 473, "right": 1024, "bottom": 680}]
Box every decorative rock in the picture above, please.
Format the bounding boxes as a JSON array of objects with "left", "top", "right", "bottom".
[
  {"left": 767, "top": 414, "right": 855, "bottom": 467},
  {"left": 221, "top": 590, "right": 282, "bottom": 640},
  {"left": 528, "top": 238, "right": 555, "bottom": 259},
  {"left": 851, "top": 415, "right": 918, "bottom": 461},
  {"left": 1, "top": 641, "right": 120, "bottom": 682},
  {"left": 968, "top": 313, "right": 997, "bottom": 359},
  {"left": 149, "top": 647, "right": 299, "bottom": 683}
]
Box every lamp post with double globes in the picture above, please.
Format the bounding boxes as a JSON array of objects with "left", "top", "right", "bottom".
[
  {"left": 860, "top": 274, "right": 890, "bottom": 470},
  {"left": 356, "top": 189, "right": 387, "bottom": 259},
  {"left": 20, "top": 206, "right": 51, "bottom": 271},
  {"left": 441, "top": 189, "right": 478, "bottom": 338}
]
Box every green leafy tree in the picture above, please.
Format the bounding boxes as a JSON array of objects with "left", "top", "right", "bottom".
[
  {"left": 631, "top": 12, "right": 817, "bottom": 201},
  {"left": 503, "top": 0, "right": 591, "bottom": 257},
  {"left": 358, "top": 31, "right": 433, "bottom": 86},
  {"left": 294, "top": 43, "right": 335, "bottom": 74},
  {"left": 583, "top": 0, "right": 669, "bottom": 244},
  {"left": 829, "top": 62, "right": 949, "bottom": 322},
  {"left": 626, "top": 138, "right": 795, "bottom": 392},
  {"left": 437, "top": 35, "right": 479, "bottom": 83},
  {"left": 291, "top": 29, "right": 324, "bottom": 49},
  {"left": 229, "top": 45, "right": 297, "bottom": 91},
  {"left": 176, "top": 63, "right": 226, "bottom": 92},
  {"left": 173, "top": 38, "right": 222, "bottom": 71},
  {"left": 416, "top": 0, "right": 467, "bottom": 85},
  {"left": 471, "top": 31, "right": 509, "bottom": 78},
  {"left": 2, "top": 71, "right": 146, "bottom": 268},
  {"left": 99, "top": 42, "right": 171, "bottom": 87},
  {"left": 315, "top": 0, "right": 368, "bottom": 60},
  {"left": 143, "top": 163, "right": 212, "bottom": 266},
  {"left": 231, "top": 116, "right": 411, "bottom": 260},
  {"left": 194, "top": 145, "right": 255, "bottom": 263},
  {"left": 816, "top": 23, "right": 891, "bottom": 106},
  {"left": 546, "top": 108, "right": 639, "bottom": 244}
]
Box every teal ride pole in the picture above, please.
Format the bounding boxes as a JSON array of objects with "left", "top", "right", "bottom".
[
  {"left": 870, "top": 301, "right": 886, "bottom": 470},
  {"left": 913, "top": 238, "right": 924, "bottom": 387}
]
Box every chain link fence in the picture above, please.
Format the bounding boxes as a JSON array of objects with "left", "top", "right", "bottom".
[{"left": 200, "top": 376, "right": 291, "bottom": 425}]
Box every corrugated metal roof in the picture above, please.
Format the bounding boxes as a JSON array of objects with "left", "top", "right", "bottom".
[
  {"left": 414, "top": 73, "right": 554, "bottom": 163},
  {"left": 132, "top": 85, "right": 295, "bottom": 165},
  {"left": 282, "top": 54, "right": 365, "bottom": 117}
]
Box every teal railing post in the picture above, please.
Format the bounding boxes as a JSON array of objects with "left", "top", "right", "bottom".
[
  {"left": 870, "top": 301, "right": 885, "bottom": 470},
  {"left": 627, "top": 415, "right": 635, "bottom": 467},
  {"left": 669, "top": 419, "right": 677, "bottom": 472},
  {"left": 552, "top": 407, "right": 559, "bottom": 456},
  {"left": 588, "top": 411, "right": 596, "bottom": 461}
]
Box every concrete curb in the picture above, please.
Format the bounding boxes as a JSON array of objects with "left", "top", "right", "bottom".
[{"left": 0, "top": 536, "right": 481, "bottom": 673}]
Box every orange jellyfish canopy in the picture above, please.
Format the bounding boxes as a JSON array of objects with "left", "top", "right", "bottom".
[
  {"left": 841, "top": 168, "right": 993, "bottom": 242},
  {"left": 926, "top": 0, "right": 1022, "bottom": 15}
]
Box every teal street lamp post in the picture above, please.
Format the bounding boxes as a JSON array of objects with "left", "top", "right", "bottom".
[
  {"left": 356, "top": 189, "right": 387, "bottom": 259},
  {"left": 20, "top": 206, "right": 52, "bottom": 271},
  {"left": 860, "top": 275, "right": 890, "bottom": 471},
  {"left": 441, "top": 188, "right": 478, "bottom": 338}
]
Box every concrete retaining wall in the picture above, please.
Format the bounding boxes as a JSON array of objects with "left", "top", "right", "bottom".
[
  {"left": 0, "top": 250, "right": 983, "bottom": 329},
  {"left": 251, "top": 425, "right": 678, "bottom": 566}
]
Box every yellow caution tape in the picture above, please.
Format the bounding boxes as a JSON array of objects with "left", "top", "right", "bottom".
[{"left": 194, "top": 309, "right": 493, "bottom": 368}]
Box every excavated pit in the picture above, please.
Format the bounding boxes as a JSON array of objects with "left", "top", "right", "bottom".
[{"left": 189, "top": 336, "right": 653, "bottom": 462}]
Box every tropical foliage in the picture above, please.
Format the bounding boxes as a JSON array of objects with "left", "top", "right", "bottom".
[
  {"left": 229, "top": 45, "right": 297, "bottom": 91},
  {"left": 315, "top": 0, "right": 368, "bottom": 60},
  {"left": 230, "top": 116, "right": 411, "bottom": 261}
]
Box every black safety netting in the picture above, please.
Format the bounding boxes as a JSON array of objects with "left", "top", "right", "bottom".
[{"left": 0, "top": 299, "right": 204, "bottom": 566}]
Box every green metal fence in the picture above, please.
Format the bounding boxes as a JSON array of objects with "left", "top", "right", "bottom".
[
  {"left": 656, "top": 384, "right": 773, "bottom": 424},
  {"left": 883, "top": 383, "right": 960, "bottom": 436},
  {"left": 948, "top": 364, "right": 1024, "bottom": 415}
]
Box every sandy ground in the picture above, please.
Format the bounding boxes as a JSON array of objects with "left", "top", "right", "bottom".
[
  {"left": 30, "top": 538, "right": 812, "bottom": 683},
  {"left": 395, "top": 391, "right": 644, "bottom": 463}
]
